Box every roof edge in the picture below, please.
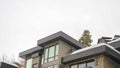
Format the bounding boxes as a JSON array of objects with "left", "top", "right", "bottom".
[{"left": 37, "top": 31, "right": 86, "bottom": 48}]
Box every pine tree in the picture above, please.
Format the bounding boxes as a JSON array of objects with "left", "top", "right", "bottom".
[{"left": 79, "top": 30, "right": 93, "bottom": 46}]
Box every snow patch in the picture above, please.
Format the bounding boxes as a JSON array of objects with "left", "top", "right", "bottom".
[
  {"left": 71, "top": 43, "right": 120, "bottom": 55},
  {"left": 108, "top": 38, "right": 120, "bottom": 44}
]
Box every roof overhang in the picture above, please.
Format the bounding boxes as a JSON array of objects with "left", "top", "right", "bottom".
[
  {"left": 109, "top": 40, "right": 120, "bottom": 51},
  {"left": 62, "top": 44, "right": 120, "bottom": 64},
  {"left": 37, "top": 31, "right": 86, "bottom": 49},
  {"left": 19, "top": 46, "right": 43, "bottom": 59}
]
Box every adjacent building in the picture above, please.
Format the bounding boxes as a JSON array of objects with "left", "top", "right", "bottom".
[
  {"left": 19, "top": 31, "right": 120, "bottom": 68},
  {"left": 0, "top": 62, "right": 18, "bottom": 68}
]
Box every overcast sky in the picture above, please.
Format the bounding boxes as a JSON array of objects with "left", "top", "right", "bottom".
[{"left": 0, "top": 0, "right": 120, "bottom": 60}]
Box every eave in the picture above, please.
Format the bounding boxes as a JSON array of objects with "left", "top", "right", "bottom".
[
  {"left": 62, "top": 44, "right": 120, "bottom": 64},
  {"left": 37, "top": 31, "right": 86, "bottom": 49},
  {"left": 109, "top": 40, "right": 120, "bottom": 51},
  {"left": 19, "top": 46, "right": 43, "bottom": 59}
]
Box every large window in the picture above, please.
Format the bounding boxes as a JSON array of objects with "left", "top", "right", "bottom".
[
  {"left": 70, "top": 61, "right": 95, "bottom": 68},
  {"left": 26, "top": 58, "right": 32, "bottom": 68},
  {"left": 41, "top": 44, "right": 59, "bottom": 64}
]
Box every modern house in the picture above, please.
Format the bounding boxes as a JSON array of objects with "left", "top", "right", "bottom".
[
  {"left": 0, "top": 62, "right": 18, "bottom": 68},
  {"left": 19, "top": 31, "right": 120, "bottom": 68}
]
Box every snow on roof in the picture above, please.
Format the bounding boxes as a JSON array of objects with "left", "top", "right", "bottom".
[
  {"left": 108, "top": 38, "right": 120, "bottom": 44},
  {"left": 71, "top": 43, "right": 120, "bottom": 55}
]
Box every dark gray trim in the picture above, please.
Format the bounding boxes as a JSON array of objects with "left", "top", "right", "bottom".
[
  {"left": 0, "top": 62, "right": 18, "bottom": 68},
  {"left": 37, "top": 31, "right": 86, "bottom": 49},
  {"left": 62, "top": 45, "right": 120, "bottom": 64},
  {"left": 31, "top": 52, "right": 39, "bottom": 58},
  {"left": 19, "top": 46, "right": 43, "bottom": 58},
  {"left": 109, "top": 41, "right": 120, "bottom": 50}
]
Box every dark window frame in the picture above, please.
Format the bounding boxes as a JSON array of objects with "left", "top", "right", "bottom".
[
  {"left": 70, "top": 60, "right": 94, "bottom": 68},
  {"left": 42, "top": 44, "right": 59, "bottom": 63},
  {"left": 32, "top": 63, "right": 38, "bottom": 68}
]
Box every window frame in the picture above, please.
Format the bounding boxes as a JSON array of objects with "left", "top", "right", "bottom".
[
  {"left": 70, "top": 60, "right": 95, "bottom": 68},
  {"left": 32, "top": 63, "right": 38, "bottom": 68},
  {"left": 41, "top": 44, "right": 59, "bottom": 64},
  {"left": 26, "top": 58, "right": 32, "bottom": 68}
]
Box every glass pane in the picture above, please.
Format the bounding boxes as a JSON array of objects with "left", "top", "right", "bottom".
[
  {"left": 54, "top": 65, "right": 57, "bottom": 68},
  {"left": 55, "top": 45, "right": 59, "bottom": 55},
  {"left": 48, "top": 57, "right": 54, "bottom": 61},
  {"left": 26, "top": 58, "right": 32, "bottom": 68},
  {"left": 71, "top": 64, "right": 77, "bottom": 68},
  {"left": 49, "top": 46, "right": 55, "bottom": 58},
  {"left": 87, "top": 61, "right": 95, "bottom": 68},
  {"left": 41, "top": 54, "right": 44, "bottom": 64},
  {"left": 79, "top": 63, "right": 86, "bottom": 68},
  {"left": 45, "top": 48, "right": 48, "bottom": 59},
  {"left": 48, "top": 66, "right": 54, "bottom": 68}
]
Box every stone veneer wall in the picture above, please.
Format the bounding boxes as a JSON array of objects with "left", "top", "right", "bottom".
[
  {"left": 103, "top": 56, "right": 120, "bottom": 68},
  {"left": 32, "top": 57, "right": 40, "bottom": 68},
  {"left": 65, "top": 55, "right": 120, "bottom": 68}
]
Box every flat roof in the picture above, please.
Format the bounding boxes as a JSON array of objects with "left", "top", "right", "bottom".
[
  {"left": 62, "top": 43, "right": 120, "bottom": 64},
  {"left": 19, "top": 46, "right": 43, "bottom": 58},
  {"left": 19, "top": 31, "right": 86, "bottom": 59},
  {"left": 37, "top": 31, "right": 86, "bottom": 49},
  {"left": 108, "top": 38, "right": 120, "bottom": 50}
]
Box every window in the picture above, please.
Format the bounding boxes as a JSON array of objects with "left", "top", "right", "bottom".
[
  {"left": 32, "top": 63, "right": 38, "bottom": 68},
  {"left": 71, "top": 64, "right": 77, "bottom": 68},
  {"left": 48, "top": 46, "right": 55, "bottom": 61},
  {"left": 79, "top": 63, "right": 86, "bottom": 68},
  {"left": 70, "top": 61, "right": 95, "bottom": 68},
  {"left": 26, "top": 58, "right": 32, "bottom": 68},
  {"left": 87, "top": 61, "right": 95, "bottom": 68},
  {"left": 47, "top": 65, "right": 58, "bottom": 68},
  {"left": 41, "top": 44, "right": 59, "bottom": 63}
]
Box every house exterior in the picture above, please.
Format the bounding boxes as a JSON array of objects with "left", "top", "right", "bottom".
[{"left": 19, "top": 31, "right": 120, "bottom": 68}]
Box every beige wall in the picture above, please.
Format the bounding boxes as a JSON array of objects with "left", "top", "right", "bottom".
[{"left": 103, "top": 56, "right": 120, "bottom": 68}]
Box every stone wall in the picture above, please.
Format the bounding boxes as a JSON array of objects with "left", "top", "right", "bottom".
[{"left": 103, "top": 56, "right": 120, "bottom": 68}]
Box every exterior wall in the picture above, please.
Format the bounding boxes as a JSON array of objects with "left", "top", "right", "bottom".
[
  {"left": 64, "top": 55, "right": 120, "bottom": 68},
  {"left": 41, "top": 40, "right": 75, "bottom": 68},
  {"left": 25, "top": 55, "right": 31, "bottom": 68},
  {"left": 25, "top": 54, "right": 40, "bottom": 68},
  {"left": 103, "top": 56, "right": 120, "bottom": 68},
  {"left": 32, "top": 57, "right": 40, "bottom": 68}
]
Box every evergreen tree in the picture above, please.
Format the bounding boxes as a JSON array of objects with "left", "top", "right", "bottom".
[{"left": 79, "top": 30, "right": 93, "bottom": 46}]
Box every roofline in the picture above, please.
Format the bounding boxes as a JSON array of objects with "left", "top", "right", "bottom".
[
  {"left": 37, "top": 31, "right": 86, "bottom": 49},
  {"left": 19, "top": 46, "right": 43, "bottom": 59},
  {"left": 108, "top": 40, "right": 120, "bottom": 50},
  {"left": 62, "top": 45, "right": 120, "bottom": 64}
]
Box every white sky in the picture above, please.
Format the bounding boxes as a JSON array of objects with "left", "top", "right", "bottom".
[{"left": 0, "top": 0, "right": 120, "bottom": 60}]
